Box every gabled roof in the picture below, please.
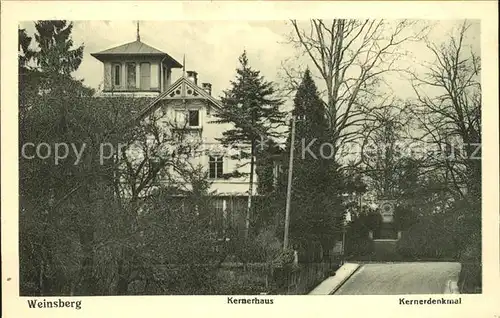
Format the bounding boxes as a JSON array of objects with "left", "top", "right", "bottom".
[
  {"left": 91, "top": 40, "right": 182, "bottom": 68},
  {"left": 136, "top": 76, "right": 223, "bottom": 120}
]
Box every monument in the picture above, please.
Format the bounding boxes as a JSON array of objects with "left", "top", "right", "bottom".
[{"left": 378, "top": 200, "right": 398, "bottom": 239}]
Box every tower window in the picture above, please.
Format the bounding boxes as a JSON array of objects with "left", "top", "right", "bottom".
[
  {"left": 209, "top": 155, "right": 223, "bottom": 179},
  {"left": 127, "top": 63, "right": 136, "bottom": 88},
  {"left": 140, "top": 62, "right": 151, "bottom": 90},
  {"left": 113, "top": 64, "right": 121, "bottom": 86}
]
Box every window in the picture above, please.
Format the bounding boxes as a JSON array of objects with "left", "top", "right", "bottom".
[
  {"left": 113, "top": 64, "right": 121, "bottom": 86},
  {"left": 174, "top": 109, "right": 201, "bottom": 129},
  {"left": 188, "top": 110, "right": 199, "bottom": 127},
  {"left": 140, "top": 62, "right": 151, "bottom": 90},
  {"left": 127, "top": 63, "right": 136, "bottom": 88},
  {"left": 175, "top": 110, "right": 186, "bottom": 125},
  {"left": 209, "top": 155, "right": 223, "bottom": 179}
]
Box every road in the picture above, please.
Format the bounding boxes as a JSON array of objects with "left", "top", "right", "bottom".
[{"left": 334, "top": 262, "right": 461, "bottom": 295}]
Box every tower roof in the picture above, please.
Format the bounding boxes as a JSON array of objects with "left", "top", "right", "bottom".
[{"left": 91, "top": 40, "right": 182, "bottom": 68}]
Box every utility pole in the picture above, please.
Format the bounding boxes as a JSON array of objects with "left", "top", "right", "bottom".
[
  {"left": 341, "top": 226, "right": 346, "bottom": 265},
  {"left": 283, "top": 115, "right": 296, "bottom": 250}
]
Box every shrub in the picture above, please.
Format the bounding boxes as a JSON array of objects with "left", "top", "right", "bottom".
[
  {"left": 458, "top": 233, "right": 481, "bottom": 293},
  {"left": 255, "top": 228, "right": 282, "bottom": 262},
  {"left": 271, "top": 248, "right": 295, "bottom": 269},
  {"left": 344, "top": 211, "right": 380, "bottom": 257},
  {"left": 396, "top": 216, "right": 458, "bottom": 260},
  {"left": 346, "top": 238, "right": 373, "bottom": 258},
  {"left": 223, "top": 235, "right": 269, "bottom": 264},
  {"left": 225, "top": 227, "right": 283, "bottom": 264},
  {"left": 213, "top": 271, "right": 268, "bottom": 295}
]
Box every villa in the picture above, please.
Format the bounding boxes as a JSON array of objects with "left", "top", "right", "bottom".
[{"left": 91, "top": 28, "right": 263, "bottom": 235}]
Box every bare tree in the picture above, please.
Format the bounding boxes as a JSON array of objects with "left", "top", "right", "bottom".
[
  {"left": 359, "top": 104, "right": 404, "bottom": 198},
  {"left": 112, "top": 110, "right": 215, "bottom": 294},
  {"left": 405, "top": 21, "right": 481, "bottom": 203},
  {"left": 286, "top": 19, "right": 428, "bottom": 160}
]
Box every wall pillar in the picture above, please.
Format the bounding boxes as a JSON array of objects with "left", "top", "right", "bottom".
[
  {"left": 135, "top": 63, "right": 140, "bottom": 89},
  {"left": 161, "top": 65, "right": 165, "bottom": 91},
  {"left": 121, "top": 62, "right": 126, "bottom": 90}
]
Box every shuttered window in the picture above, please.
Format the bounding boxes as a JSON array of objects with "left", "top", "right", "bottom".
[{"left": 140, "top": 62, "right": 151, "bottom": 90}]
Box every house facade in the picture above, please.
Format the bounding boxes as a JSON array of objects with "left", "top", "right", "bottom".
[
  {"left": 135, "top": 73, "right": 257, "bottom": 197},
  {"left": 91, "top": 34, "right": 257, "bottom": 233}
]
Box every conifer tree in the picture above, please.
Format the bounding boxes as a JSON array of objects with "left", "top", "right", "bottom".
[
  {"left": 284, "top": 69, "right": 344, "bottom": 258},
  {"left": 214, "top": 51, "right": 284, "bottom": 238},
  {"left": 19, "top": 28, "right": 35, "bottom": 69},
  {"left": 34, "top": 20, "right": 84, "bottom": 76}
]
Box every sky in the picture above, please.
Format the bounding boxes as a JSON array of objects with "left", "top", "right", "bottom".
[
  {"left": 19, "top": 20, "right": 479, "bottom": 104},
  {"left": 20, "top": 20, "right": 293, "bottom": 99}
]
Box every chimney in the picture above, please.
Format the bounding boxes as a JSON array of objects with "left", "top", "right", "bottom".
[
  {"left": 202, "top": 83, "right": 212, "bottom": 95},
  {"left": 186, "top": 71, "right": 198, "bottom": 85}
]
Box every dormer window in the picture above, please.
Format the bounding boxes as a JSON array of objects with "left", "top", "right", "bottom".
[{"left": 113, "top": 63, "right": 121, "bottom": 86}]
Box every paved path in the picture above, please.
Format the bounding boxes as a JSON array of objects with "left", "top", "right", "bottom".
[{"left": 334, "top": 262, "right": 461, "bottom": 295}]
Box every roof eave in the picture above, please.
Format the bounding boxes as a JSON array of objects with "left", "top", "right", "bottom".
[
  {"left": 135, "top": 77, "right": 222, "bottom": 121},
  {"left": 166, "top": 56, "right": 183, "bottom": 68},
  {"left": 90, "top": 53, "right": 105, "bottom": 62},
  {"left": 90, "top": 52, "right": 182, "bottom": 68}
]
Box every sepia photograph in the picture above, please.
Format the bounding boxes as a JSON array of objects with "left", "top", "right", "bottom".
[{"left": 16, "top": 18, "right": 483, "bottom": 297}]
